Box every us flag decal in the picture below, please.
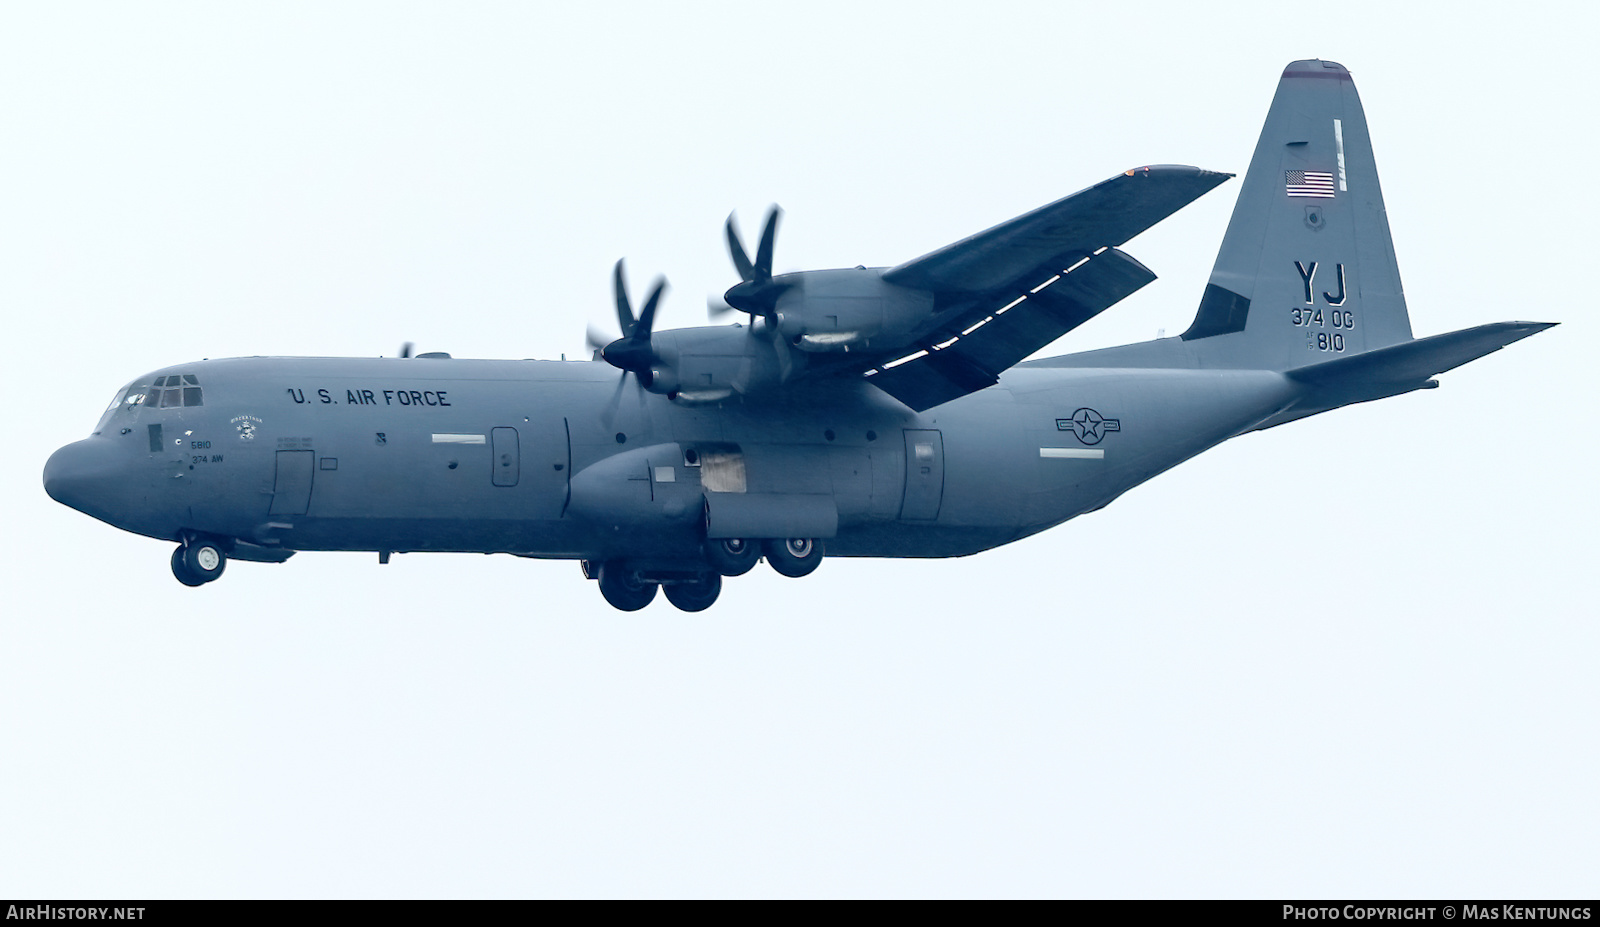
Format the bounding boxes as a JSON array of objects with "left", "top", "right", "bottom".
[{"left": 1286, "top": 170, "right": 1336, "bottom": 198}]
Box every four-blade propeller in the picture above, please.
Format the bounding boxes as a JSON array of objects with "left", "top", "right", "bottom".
[
  {"left": 712, "top": 206, "right": 795, "bottom": 379},
  {"left": 586, "top": 260, "right": 669, "bottom": 423},
  {"left": 593, "top": 207, "right": 798, "bottom": 408},
  {"left": 590, "top": 259, "right": 666, "bottom": 386},
  {"left": 711, "top": 206, "right": 787, "bottom": 322}
]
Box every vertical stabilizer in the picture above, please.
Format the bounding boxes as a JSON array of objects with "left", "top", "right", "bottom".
[{"left": 1181, "top": 60, "right": 1412, "bottom": 369}]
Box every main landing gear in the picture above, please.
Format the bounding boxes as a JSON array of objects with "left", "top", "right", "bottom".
[
  {"left": 586, "top": 536, "right": 825, "bottom": 612},
  {"left": 763, "top": 537, "right": 824, "bottom": 577},
  {"left": 596, "top": 561, "right": 657, "bottom": 611},
  {"left": 662, "top": 573, "right": 722, "bottom": 612},
  {"left": 591, "top": 561, "right": 723, "bottom": 612},
  {"left": 171, "top": 538, "right": 227, "bottom": 586},
  {"left": 703, "top": 537, "right": 760, "bottom": 576}
]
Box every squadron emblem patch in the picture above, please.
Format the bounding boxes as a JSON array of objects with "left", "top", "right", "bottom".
[{"left": 231, "top": 415, "right": 261, "bottom": 441}]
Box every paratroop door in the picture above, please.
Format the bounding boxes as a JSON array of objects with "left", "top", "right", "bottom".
[
  {"left": 492, "top": 427, "right": 520, "bottom": 487},
  {"left": 899, "top": 429, "right": 944, "bottom": 521}
]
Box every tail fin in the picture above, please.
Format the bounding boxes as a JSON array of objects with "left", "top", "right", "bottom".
[{"left": 1182, "top": 59, "right": 1413, "bottom": 368}]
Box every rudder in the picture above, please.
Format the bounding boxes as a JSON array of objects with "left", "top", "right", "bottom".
[{"left": 1181, "top": 59, "right": 1413, "bottom": 369}]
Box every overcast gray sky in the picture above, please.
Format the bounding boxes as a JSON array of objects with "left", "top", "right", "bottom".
[{"left": 3, "top": 1, "right": 1595, "bottom": 898}]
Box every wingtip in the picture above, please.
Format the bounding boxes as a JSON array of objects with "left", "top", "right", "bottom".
[{"left": 1118, "top": 165, "right": 1235, "bottom": 187}]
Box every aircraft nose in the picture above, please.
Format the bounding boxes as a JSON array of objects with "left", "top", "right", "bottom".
[{"left": 43, "top": 438, "right": 126, "bottom": 518}]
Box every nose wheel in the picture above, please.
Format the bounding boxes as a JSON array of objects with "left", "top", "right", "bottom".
[{"left": 171, "top": 540, "right": 226, "bottom": 586}]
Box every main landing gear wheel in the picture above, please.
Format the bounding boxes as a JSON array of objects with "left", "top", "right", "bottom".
[
  {"left": 764, "top": 537, "right": 823, "bottom": 578},
  {"left": 597, "top": 561, "right": 657, "bottom": 611},
  {"left": 704, "top": 537, "right": 761, "bottom": 576},
  {"left": 171, "top": 541, "right": 226, "bottom": 586},
  {"left": 663, "top": 573, "right": 722, "bottom": 612}
]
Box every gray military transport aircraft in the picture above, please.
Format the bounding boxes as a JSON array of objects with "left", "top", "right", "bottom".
[{"left": 44, "top": 60, "right": 1552, "bottom": 611}]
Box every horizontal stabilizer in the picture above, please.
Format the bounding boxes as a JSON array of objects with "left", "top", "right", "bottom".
[
  {"left": 1250, "top": 320, "right": 1556, "bottom": 431},
  {"left": 1287, "top": 321, "right": 1556, "bottom": 387}
]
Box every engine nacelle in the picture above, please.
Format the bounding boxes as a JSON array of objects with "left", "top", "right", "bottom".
[
  {"left": 770, "top": 268, "right": 934, "bottom": 352},
  {"left": 645, "top": 325, "right": 798, "bottom": 403}
]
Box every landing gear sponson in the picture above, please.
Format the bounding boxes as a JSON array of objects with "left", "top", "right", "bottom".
[{"left": 583, "top": 536, "right": 824, "bottom": 611}]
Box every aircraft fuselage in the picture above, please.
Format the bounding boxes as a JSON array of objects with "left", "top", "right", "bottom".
[{"left": 45, "top": 355, "right": 1296, "bottom": 567}]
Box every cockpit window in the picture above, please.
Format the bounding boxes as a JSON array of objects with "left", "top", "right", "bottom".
[
  {"left": 134, "top": 375, "right": 204, "bottom": 408},
  {"left": 92, "top": 372, "right": 205, "bottom": 435}
]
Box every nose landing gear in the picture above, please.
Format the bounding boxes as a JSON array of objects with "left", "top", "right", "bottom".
[{"left": 171, "top": 538, "right": 227, "bottom": 586}]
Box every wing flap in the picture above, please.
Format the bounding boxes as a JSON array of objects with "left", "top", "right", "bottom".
[{"left": 868, "top": 248, "right": 1155, "bottom": 411}]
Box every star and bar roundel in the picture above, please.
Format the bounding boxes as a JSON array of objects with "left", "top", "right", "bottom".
[{"left": 1056, "top": 408, "right": 1121, "bottom": 445}]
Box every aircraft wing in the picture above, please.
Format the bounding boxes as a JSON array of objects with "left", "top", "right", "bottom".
[{"left": 865, "top": 165, "right": 1230, "bottom": 411}]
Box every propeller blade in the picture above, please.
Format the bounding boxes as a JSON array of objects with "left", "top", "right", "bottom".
[
  {"left": 754, "top": 206, "right": 781, "bottom": 283},
  {"left": 634, "top": 278, "right": 667, "bottom": 342},
  {"left": 399, "top": 342, "right": 414, "bottom": 359},
  {"left": 586, "top": 324, "right": 612, "bottom": 358},
  {"left": 612, "top": 259, "right": 637, "bottom": 338},
  {"left": 773, "top": 330, "right": 793, "bottom": 382},
  {"left": 707, "top": 293, "right": 735, "bottom": 318},
  {"left": 600, "top": 370, "right": 628, "bottom": 430},
  {"left": 632, "top": 367, "right": 647, "bottom": 407},
  {"left": 725, "top": 213, "right": 754, "bottom": 282}
]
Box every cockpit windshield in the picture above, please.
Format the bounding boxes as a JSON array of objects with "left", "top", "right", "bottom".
[
  {"left": 132, "top": 375, "right": 204, "bottom": 409},
  {"left": 93, "top": 374, "right": 205, "bottom": 434}
]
